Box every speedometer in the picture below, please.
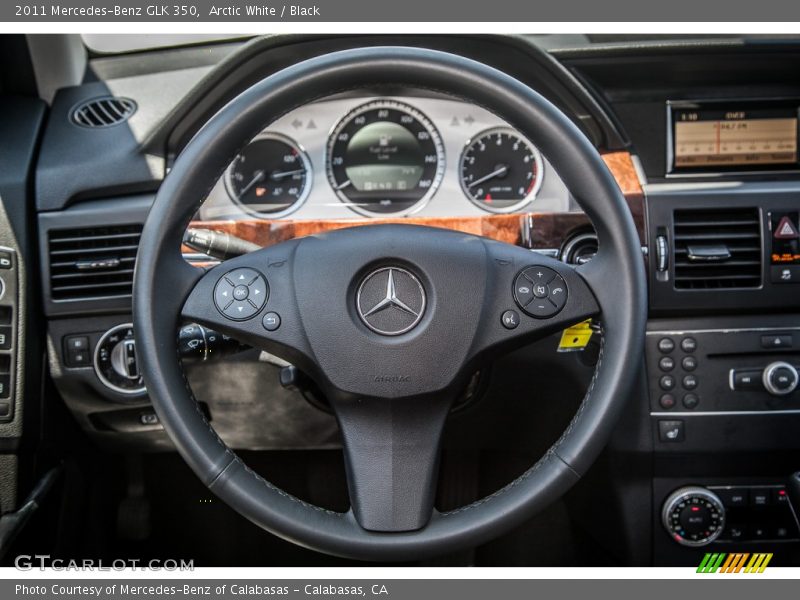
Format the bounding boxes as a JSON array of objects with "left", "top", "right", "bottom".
[
  {"left": 459, "top": 127, "right": 543, "bottom": 213},
  {"left": 326, "top": 100, "right": 445, "bottom": 216}
]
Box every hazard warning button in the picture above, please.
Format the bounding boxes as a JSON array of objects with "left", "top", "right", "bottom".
[{"left": 774, "top": 215, "right": 800, "bottom": 239}]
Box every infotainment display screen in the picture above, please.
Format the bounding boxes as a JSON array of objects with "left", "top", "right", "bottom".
[{"left": 669, "top": 103, "right": 800, "bottom": 173}]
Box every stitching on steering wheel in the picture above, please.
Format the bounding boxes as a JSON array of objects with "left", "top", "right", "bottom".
[{"left": 441, "top": 329, "right": 604, "bottom": 517}]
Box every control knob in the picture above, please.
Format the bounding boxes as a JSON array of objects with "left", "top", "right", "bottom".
[
  {"left": 762, "top": 361, "right": 799, "bottom": 396},
  {"left": 662, "top": 486, "right": 725, "bottom": 547}
]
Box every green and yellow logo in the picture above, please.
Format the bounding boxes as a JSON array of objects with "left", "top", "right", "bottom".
[{"left": 697, "top": 552, "right": 773, "bottom": 573}]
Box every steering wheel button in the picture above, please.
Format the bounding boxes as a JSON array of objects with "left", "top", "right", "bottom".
[
  {"left": 514, "top": 279, "right": 534, "bottom": 307},
  {"left": 501, "top": 310, "right": 520, "bottom": 329},
  {"left": 262, "top": 312, "right": 281, "bottom": 331},
  {"left": 548, "top": 276, "right": 568, "bottom": 310},
  {"left": 224, "top": 300, "right": 258, "bottom": 320},
  {"left": 524, "top": 299, "right": 558, "bottom": 318},
  {"left": 248, "top": 278, "right": 268, "bottom": 309},
  {"left": 522, "top": 266, "right": 556, "bottom": 286},
  {"left": 213, "top": 279, "right": 235, "bottom": 311},
  {"left": 532, "top": 282, "right": 548, "bottom": 298},
  {"left": 233, "top": 285, "right": 249, "bottom": 301}
]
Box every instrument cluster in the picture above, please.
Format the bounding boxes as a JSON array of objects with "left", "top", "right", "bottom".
[{"left": 200, "top": 95, "right": 570, "bottom": 221}]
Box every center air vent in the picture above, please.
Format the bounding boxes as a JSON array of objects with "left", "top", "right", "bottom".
[
  {"left": 71, "top": 97, "right": 136, "bottom": 128},
  {"left": 48, "top": 225, "right": 142, "bottom": 301},
  {"left": 673, "top": 208, "right": 762, "bottom": 289}
]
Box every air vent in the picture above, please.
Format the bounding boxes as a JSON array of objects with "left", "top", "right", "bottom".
[
  {"left": 673, "top": 208, "right": 762, "bottom": 289},
  {"left": 48, "top": 225, "right": 142, "bottom": 301},
  {"left": 71, "top": 97, "right": 136, "bottom": 128}
]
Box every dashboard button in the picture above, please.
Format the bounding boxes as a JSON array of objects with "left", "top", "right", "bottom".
[
  {"left": 716, "top": 488, "right": 748, "bottom": 507},
  {"left": 680, "top": 337, "right": 697, "bottom": 353},
  {"left": 762, "top": 334, "right": 793, "bottom": 349},
  {"left": 771, "top": 265, "right": 800, "bottom": 283},
  {"left": 727, "top": 524, "right": 746, "bottom": 540},
  {"left": 659, "top": 375, "right": 676, "bottom": 391},
  {"left": 659, "top": 394, "right": 676, "bottom": 410},
  {"left": 0, "top": 402, "right": 10, "bottom": 418},
  {"left": 0, "top": 326, "right": 11, "bottom": 350},
  {"left": 732, "top": 369, "right": 763, "bottom": 391},
  {"left": 751, "top": 524, "right": 768, "bottom": 539},
  {"left": 0, "top": 251, "right": 12, "bottom": 269},
  {"left": 751, "top": 490, "right": 771, "bottom": 507},
  {"left": 0, "top": 375, "right": 10, "bottom": 399},
  {"left": 658, "top": 420, "right": 684, "bottom": 443},
  {"left": 658, "top": 338, "right": 675, "bottom": 353},
  {"left": 682, "top": 393, "right": 699, "bottom": 409},
  {"left": 682, "top": 375, "right": 698, "bottom": 390},
  {"left": 659, "top": 356, "right": 675, "bottom": 371},
  {"left": 681, "top": 356, "right": 697, "bottom": 371},
  {"left": 773, "top": 488, "right": 789, "bottom": 504}
]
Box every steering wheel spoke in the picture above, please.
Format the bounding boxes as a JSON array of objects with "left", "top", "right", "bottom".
[
  {"left": 465, "top": 241, "right": 601, "bottom": 364},
  {"left": 332, "top": 392, "right": 453, "bottom": 532},
  {"left": 180, "top": 241, "right": 317, "bottom": 370}
]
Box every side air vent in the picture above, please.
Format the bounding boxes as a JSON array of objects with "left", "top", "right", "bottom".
[
  {"left": 71, "top": 97, "right": 137, "bottom": 128},
  {"left": 673, "top": 208, "right": 762, "bottom": 290},
  {"left": 48, "top": 225, "right": 142, "bottom": 301}
]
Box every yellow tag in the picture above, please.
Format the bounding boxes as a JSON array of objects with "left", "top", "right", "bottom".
[{"left": 558, "top": 319, "right": 594, "bottom": 352}]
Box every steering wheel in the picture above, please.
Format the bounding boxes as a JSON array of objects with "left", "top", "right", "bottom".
[{"left": 133, "top": 47, "right": 646, "bottom": 561}]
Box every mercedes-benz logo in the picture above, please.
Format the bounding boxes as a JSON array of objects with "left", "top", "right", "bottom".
[{"left": 356, "top": 267, "right": 426, "bottom": 336}]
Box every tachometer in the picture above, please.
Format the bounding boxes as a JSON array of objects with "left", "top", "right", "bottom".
[
  {"left": 459, "top": 127, "right": 543, "bottom": 213},
  {"left": 225, "top": 132, "right": 311, "bottom": 217},
  {"left": 326, "top": 100, "right": 445, "bottom": 216}
]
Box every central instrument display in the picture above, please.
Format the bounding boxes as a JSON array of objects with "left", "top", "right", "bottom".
[
  {"left": 670, "top": 102, "right": 800, "bottom": 172},
  {"left": 326, "top": 100, "right": 445, "bottom": 216}
]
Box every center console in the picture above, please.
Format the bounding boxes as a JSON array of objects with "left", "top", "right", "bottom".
[{"left": 644, "top": 174, "right": 800, "bottom": 564}]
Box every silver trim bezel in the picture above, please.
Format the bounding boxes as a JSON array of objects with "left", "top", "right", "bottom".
[
  {"left": 224, "top": 131, "right": 313, "bottom": 219},
  {"left": 661, "top": 486, "right": 726, "bottom": 548},
  {"left": 324, "top": 99, "right": 446, "bottom": 218},
  {"left": 93, "top": 323, "right": 146, "bottom": 396},
  {"left": 457, "top": 126, "right": 544, "bottom": 214}
]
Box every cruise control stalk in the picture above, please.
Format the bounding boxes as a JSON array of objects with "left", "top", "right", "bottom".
[{"left": 183, "top": 228, "right": 261, "bottom": 260}]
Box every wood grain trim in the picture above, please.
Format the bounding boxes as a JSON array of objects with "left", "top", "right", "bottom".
[{"left": 184, "top": 151, "right": 645, "bottom": 255}]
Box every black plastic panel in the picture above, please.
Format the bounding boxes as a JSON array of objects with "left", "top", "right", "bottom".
[
  {"left": 38, "top": 195, "right": 153, "bottom": 317},
  {"left": 646, "top": 183, "right": 800, "bottom": 315},
  {"left": 646, "top": 327, "right": 800, "bottom": 414},
  {"left": 560, "top": 44, "right": 800, "bottom": 182}
]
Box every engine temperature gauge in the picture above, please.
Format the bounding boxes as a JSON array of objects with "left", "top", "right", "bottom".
[{"left": 459, "top": 127, "right": 543, "bottom": 213}]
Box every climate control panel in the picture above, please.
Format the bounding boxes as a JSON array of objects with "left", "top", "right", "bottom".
[{"left": 662, "top": 484, "right": 799, "bottom": 547}]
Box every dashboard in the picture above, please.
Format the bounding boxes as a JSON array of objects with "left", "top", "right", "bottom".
[
  {"left": 4, "top": 33, "right": 800, "bottom": 567},
  {"left": 199, "top": 94, "right": 568, "bottom": 222}
]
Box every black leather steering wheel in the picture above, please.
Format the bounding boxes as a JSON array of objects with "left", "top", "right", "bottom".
[{"left": 133, "top": 47, "right": 646, "bottom": 561}]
